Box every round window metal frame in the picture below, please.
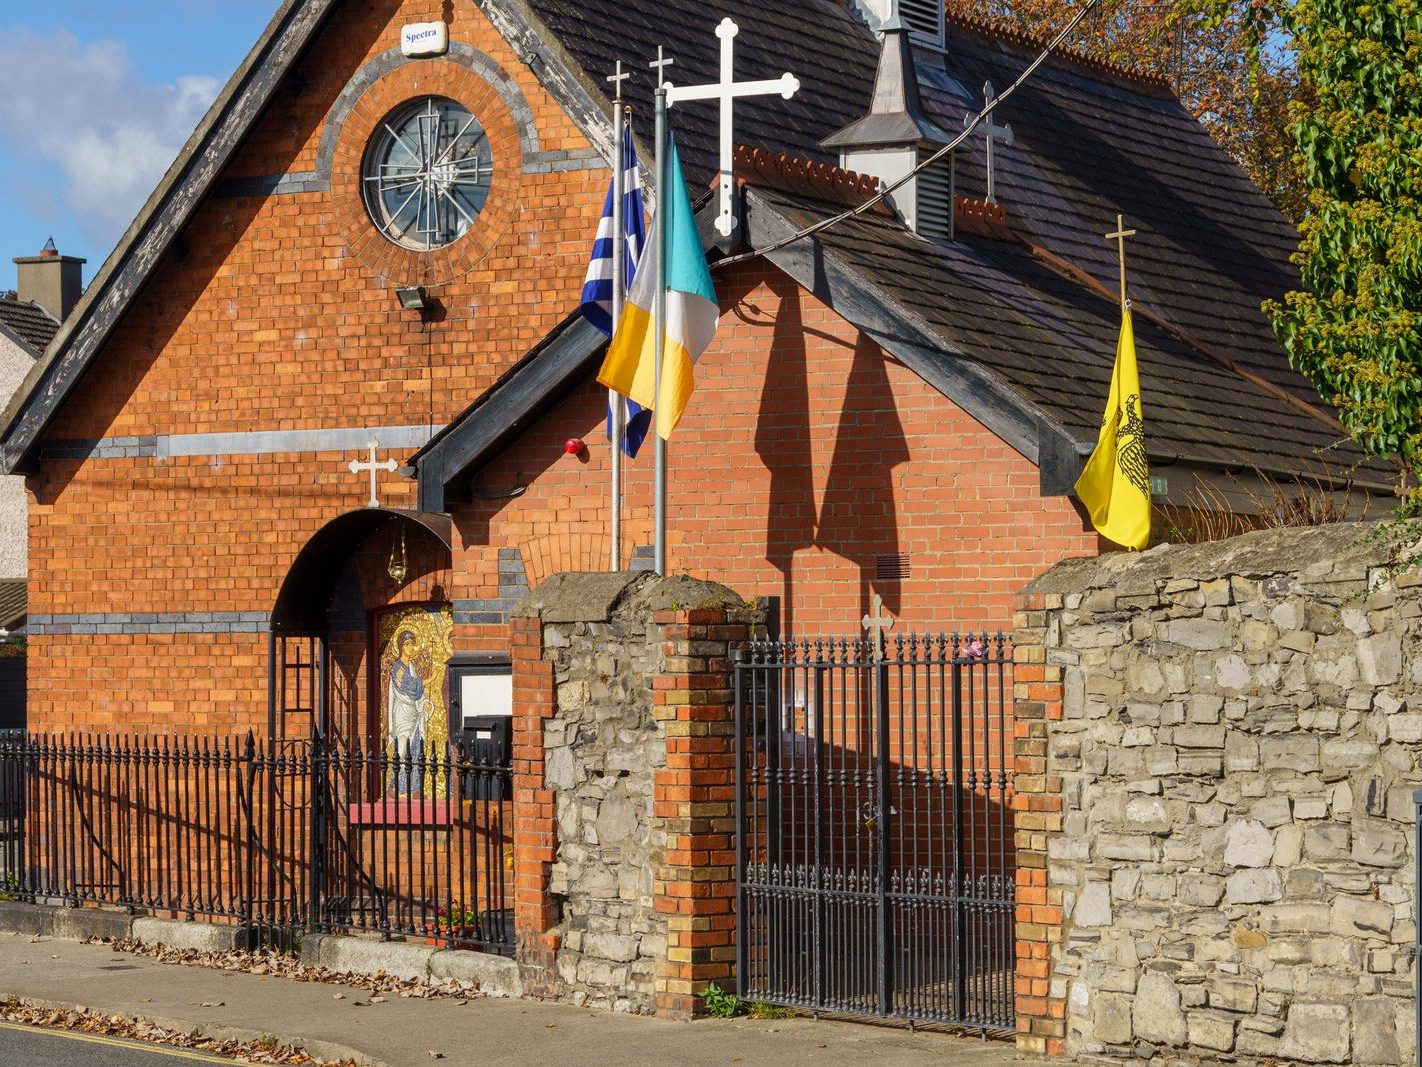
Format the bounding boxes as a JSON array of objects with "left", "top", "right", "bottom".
[{"left": 360, "top": 96, "right": 493, "bottom": 252}]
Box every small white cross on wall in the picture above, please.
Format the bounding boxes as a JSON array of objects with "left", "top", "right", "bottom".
[
  {"left": 862, "top": 593, "right": 896, "bottom": 663},
  {"left": 349, "top": 437, "right": 400, "bottom": 509},
  {"left": 662, "top": 18, "right": 800, "bottom": 237}
]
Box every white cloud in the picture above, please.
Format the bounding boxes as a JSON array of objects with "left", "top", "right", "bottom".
[{"left": 0, "top": 28, "right": 220, "bottom": 249}]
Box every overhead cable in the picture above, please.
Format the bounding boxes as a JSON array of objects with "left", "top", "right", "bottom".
[{"left": 711, "top": 0, "right": 1107, "bottom": 271}]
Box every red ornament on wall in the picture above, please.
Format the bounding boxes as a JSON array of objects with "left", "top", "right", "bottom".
[{"left": 564, "top": 437, "right": 586, "bottom": 457}]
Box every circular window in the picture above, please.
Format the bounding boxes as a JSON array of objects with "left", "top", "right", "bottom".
[{"left": 361, "top": 97, "right": 492, "bottom": 251}]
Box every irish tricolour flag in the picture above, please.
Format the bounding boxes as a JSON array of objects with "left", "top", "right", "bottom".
[{"left": 597, "top": 140, "right": 719, "bottom": 440}]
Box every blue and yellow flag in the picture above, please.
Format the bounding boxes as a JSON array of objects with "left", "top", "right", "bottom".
[
  {"left": 597, "top": 140, "right": 719, "bottom": 440},
  {"left": 579, "top": 124, "right": 650, "bottom": 457},
  {"left": 1075, "top": 309, "right": 1151, "bottom": 550}
]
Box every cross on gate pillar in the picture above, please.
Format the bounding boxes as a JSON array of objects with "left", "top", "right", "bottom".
[{"left": 862, "top": 593, "right": 896, "bottom": 662}]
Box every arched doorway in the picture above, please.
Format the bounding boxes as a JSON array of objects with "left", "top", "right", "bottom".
[
  {"left": 263, "top": 510, "right": 512, "bottom": 953},
  {"left": 269, "top": 508, "right": 454, "bottom": 742}
]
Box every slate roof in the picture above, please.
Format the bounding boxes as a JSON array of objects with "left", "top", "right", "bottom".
[
  {"left": 742, "top": 178, "right": 1362, "bottom": 482},
  {"left": 0, "top": 298, "right": 57, "bottom": 356},
  {"left": 0, "top": 580, "right": 25, "bottom": 632},
  {"left": 425, "top": 2, "right": 1382, "bottom": 490},
  {"left": 0, "top": 0, "right": 1372, "bottom": 493},
  {"left": 521, "top": 0, "right": 880, "bottom": 185}
]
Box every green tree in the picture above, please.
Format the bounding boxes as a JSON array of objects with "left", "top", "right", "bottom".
[{"left": 1268, "top": 0, "right": 1422, "bottom": 505}]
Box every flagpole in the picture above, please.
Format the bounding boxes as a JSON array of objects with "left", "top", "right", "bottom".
[
  {"left": 609, "top": 94, "right": 627, "bottom": 572},
  {"left": 653, "top": 82, "right": 668, "bottom": 575}
]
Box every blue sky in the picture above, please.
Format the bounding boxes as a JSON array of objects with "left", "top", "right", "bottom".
[{"left": 0, "top": 1, "right": 277, "bottom": 292}]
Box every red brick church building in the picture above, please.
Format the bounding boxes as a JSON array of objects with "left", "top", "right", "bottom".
[{"left": 0, "top": 0, "right": 1373, "bottom": 744}]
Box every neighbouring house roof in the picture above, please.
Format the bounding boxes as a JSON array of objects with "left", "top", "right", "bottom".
[
  {"left": 0, "top": 297, "right": 58, "bottom": 356},
  {"left": 0, "top": 580, "right": 25, "bottom": 632}
]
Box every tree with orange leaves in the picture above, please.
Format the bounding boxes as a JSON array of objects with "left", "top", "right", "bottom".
[{"left": 946, "top": 0, "right": 1303, "bottom": 219}]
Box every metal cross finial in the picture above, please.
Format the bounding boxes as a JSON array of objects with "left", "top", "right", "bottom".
[
  {"left": 349, "top": 437, "right": 400, "bottom": 509},
  {"left": 1105, "top": 213, "right": 1137, "bottom": 310},
  {"left": 963, "top": 81, "right": 1014, "bottom": 204},
  {"left": 663, "top": 18, "right": 800, "bottom": 237},
  {"left": 649, "top": 47, "right": 675, "bottom": 86},
  {"left": 607, "top": 59, "right": 631, "bottom": 103},
  {"left": 862, "top": 593, "right": 896, "bottom": 662}
]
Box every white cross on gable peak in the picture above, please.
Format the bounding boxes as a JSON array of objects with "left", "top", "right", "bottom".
[
  {"left": 662, "top": 18, "right": 800, "bottom": 237},
  {"left": 963, "top": 81, "right": 1014, "bottom": 204}
]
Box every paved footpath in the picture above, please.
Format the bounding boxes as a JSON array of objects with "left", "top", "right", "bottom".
[{"left": 0, "top": 934, "right": 1021, "bottom": 1067}]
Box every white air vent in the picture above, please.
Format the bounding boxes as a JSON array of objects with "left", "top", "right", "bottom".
[
  {"left": 900, "top": 0, "right": 945, "bottom": 46},
  {"left": 917, "top": 152, "right": 954, "bottom": 241}
]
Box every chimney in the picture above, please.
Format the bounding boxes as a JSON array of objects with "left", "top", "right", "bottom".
[
  {"left": 821, "top": 11, "right": 955, "bottom": 237},
  {"left": 13, "top": 237, "right": 86, "bottom": 325}
]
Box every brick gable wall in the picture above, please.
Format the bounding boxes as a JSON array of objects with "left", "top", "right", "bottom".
[
  {"left": 451, "top": 263, "right": 1102, "bottom": 643},
  {"left": 25, "top": 0, "right": 609, "bottom": 731},
  {"left": 22, "top": 2, "right": 1102, "bottom": 738}
]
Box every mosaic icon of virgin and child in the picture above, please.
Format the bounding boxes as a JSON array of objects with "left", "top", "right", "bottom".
[{"left": 378, "top": 605, "right": 453, "bottom": 799}]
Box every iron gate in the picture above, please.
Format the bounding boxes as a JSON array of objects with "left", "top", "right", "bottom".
[{"left": 733, "top": 631, "right": 1015, "bottom": 1029}]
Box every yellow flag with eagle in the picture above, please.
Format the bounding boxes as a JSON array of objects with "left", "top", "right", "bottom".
[{"left": 1075, "top": 309, "right": 1151, "bottom": 550}]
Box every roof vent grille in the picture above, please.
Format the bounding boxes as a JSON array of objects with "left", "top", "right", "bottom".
[
  {"left": 917, "top": 154, "right": 954, "bottom": 241},
  {"left": 900, "top": 0, "right": 945, "bottom": 46},
  {"left": 876, "top": 553, "right": 912, "bottom": 581}
]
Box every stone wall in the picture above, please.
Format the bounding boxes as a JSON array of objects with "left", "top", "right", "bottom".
[
  {"left": 510, "top": 572, "right": 757, "bottom": 1016},
  {"left": 1018, "top": 523, "right": 1421, "bottom": 1065}
]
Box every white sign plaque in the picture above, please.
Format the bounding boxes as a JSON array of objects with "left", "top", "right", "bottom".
[
  {"left": 459, "top": 672, "right": 513, "bottom": 726},
  {"left": 401, "top": 22, "right": 449, "bottom": 58}
]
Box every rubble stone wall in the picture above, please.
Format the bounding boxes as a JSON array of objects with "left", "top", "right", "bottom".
[
  {"left": 539, "top": 579, "right": 666, "bottom": 1013},
  {"left": 1020, "top": 523, "right": 1421, "bottom": 1065},
  {"left": 512, "top": 572, "right": 755, "bottom": 1016}
]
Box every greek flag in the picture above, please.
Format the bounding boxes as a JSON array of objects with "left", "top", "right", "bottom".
[{"left": 580, "top": 125, "right": 650, "bottom": 458}]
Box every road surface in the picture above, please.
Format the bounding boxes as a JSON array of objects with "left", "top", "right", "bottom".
[{"left": 0, "top": 1020, "right": 238, "bottom": 1066}]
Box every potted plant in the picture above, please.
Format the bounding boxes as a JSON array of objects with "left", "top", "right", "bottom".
[{"left": 430, "top": 907, "right": 481, "bottom": 949}]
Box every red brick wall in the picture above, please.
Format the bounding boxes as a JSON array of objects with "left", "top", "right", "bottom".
[
  {"left": 454, "top": 264, "right": 1102, "bottom": 638},
  {"left": 1011, "top": 591, "right": 1067, "bottom": 1057},
  {"left": 26, "top": 0, "right": 609, "bottom": 732}
]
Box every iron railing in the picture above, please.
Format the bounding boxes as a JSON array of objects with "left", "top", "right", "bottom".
[
  {"left": 0, "top": 731, "right": 512, "bottom": 953},
  {"left": 734, "top": 633, "right": 1015, "bottom": 1030}
]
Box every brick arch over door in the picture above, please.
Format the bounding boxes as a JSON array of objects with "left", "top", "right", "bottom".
[
  {"left": 270, "top": 507, "right": 454, "bottom": 738},
  {"left": 519, "top": 531, "right": 609, "bottom": 588}
]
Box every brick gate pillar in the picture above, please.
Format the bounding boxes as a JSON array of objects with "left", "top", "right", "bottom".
[
  {"left": 1012, "top": 591, "right": 1067, "bottom": 1056},
  {"left": 649, "top": 605, "right": 748, "bottom": 1018},
  {"left": 510, "top": 612, "right": 559, "bottom": 998}
]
